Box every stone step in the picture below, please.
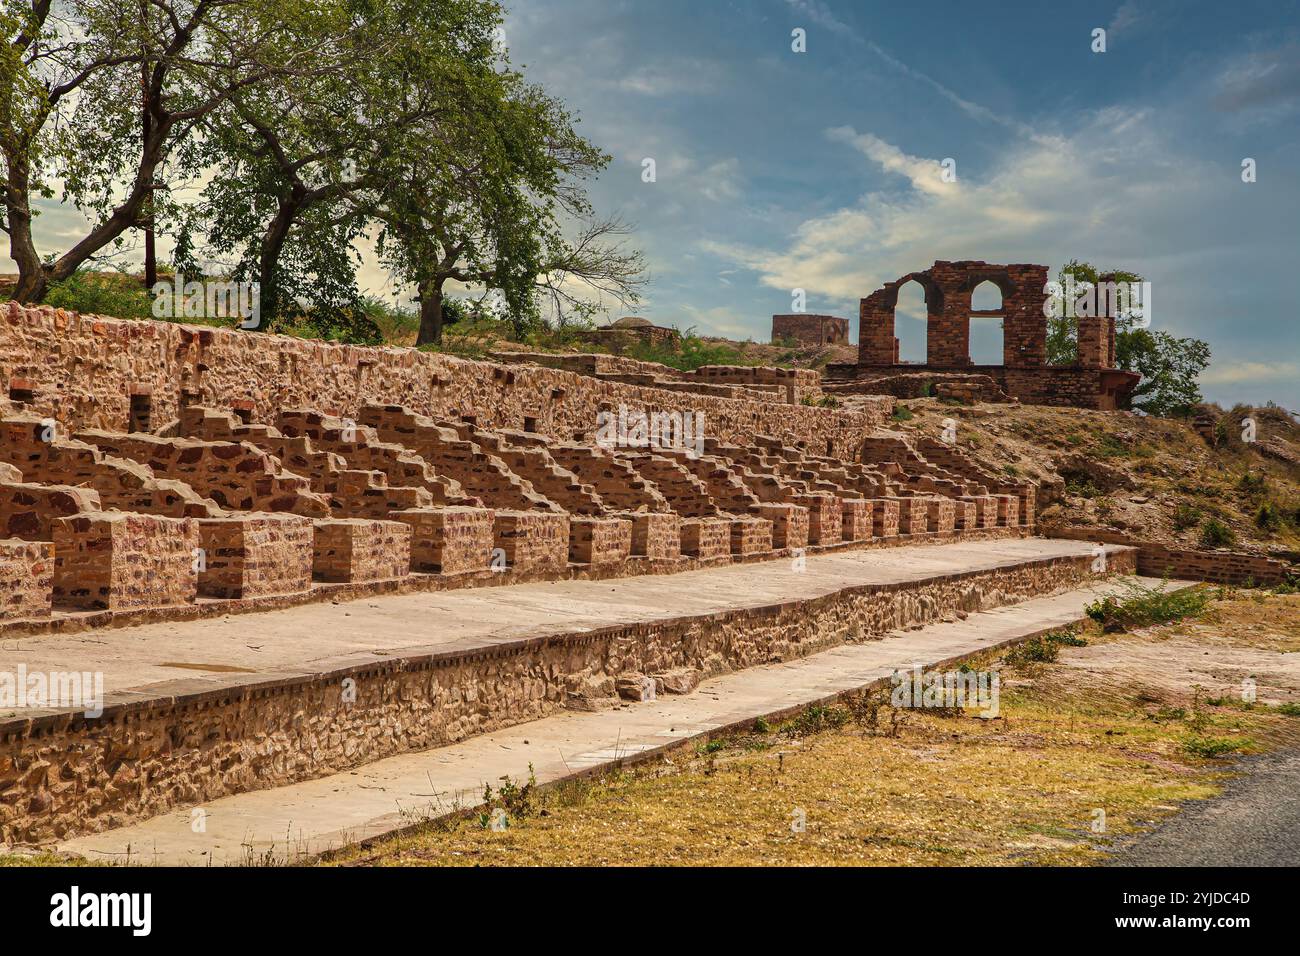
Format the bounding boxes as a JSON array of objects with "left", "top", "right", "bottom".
[
  {"left": 0, "top": 538, "right": 1135, "bottom": 846},
  {"left": 55, "top": 574, "right": 1186, "bottom": 865}
]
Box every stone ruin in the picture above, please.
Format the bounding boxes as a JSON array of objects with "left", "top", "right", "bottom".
[
  {"left": 824, "top": 259, "right": 1141, "bottom": 410},
  {"left": 0, "top": 302, "right": 1036, "bottom": 624},
  {"left": 771, "top": 313, "right": 850, "bottom": 347}
]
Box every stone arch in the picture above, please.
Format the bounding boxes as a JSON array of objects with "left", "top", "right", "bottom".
[{"left": 857, "top": 271, "right": 944, "bottom": 366}]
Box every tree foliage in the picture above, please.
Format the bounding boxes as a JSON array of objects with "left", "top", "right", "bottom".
[
  {"left": 1046, "top": 259, "right": 1210, "bottom": 417},
  {"left": 2, "top": 0, "right": 645, "bottom": 344}
]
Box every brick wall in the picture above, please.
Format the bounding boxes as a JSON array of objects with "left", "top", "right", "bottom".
[
  {"left": 1042, "top": 526, "right": 1294, "bottom": 586},
  {"left": 772, "top": 314, "right": 850, "bottom": 346},
  {"left": 1, "top": 303, "right": 883, "bottom": 458}
]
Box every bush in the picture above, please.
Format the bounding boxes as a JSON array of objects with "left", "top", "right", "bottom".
[
  {"left": 1086, "top": 579, "right": 1210, "bottom": 632},
  {"left": 1172, "top": 503, "right": 1202, "bottom": 531},
  {"left": 1255, "top": 501, "right": 1285, "bottom": 534},
  {"left": 1238, "top": 471, "right": 1268, "bottom": 497},
  {"left": 624, "top": 330, "right": 754, "bottom": 372},
  {"left": 42, "top": 270, "right": 155, "bottom": 320},
  {"left": 1003, "top": 627, "right": 1087, "bottom": 667},
  {"left": 782, "top": 704, "right": 851, "bottom": 737},
  {"left": 1182, "top": 736, "right": 1241, "bottom": 759},
  {"left": 891, "top": 406, "right": 914, "bottom": 422},
  {"left": 1198, "top": 517, "right": 1236, "bottom": 549}
]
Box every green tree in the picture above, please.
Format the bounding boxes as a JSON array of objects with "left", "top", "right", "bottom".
[
  {"left": 1047, "top": 259, "right": 1209, "bottom": 417},
  {"left": 2, "top": 0, "right": 361, "bottom": 303},
  {"left": 369, "top": 43, "right": 645, "bottom": 345},
  {"left": 177, "top": 0, "right": 498, "bottom": 333}
]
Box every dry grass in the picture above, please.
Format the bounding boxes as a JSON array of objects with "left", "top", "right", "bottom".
[
  {"left": 880, "top": 399, "right": 1300, "bottom": 552},
  {"left": 323, "top": 593, "right": 1300, "bottom": 868}
]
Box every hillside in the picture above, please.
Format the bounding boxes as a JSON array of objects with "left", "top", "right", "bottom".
[{"left": 873, "top": 397, "right": 1300, "bottom": 558}]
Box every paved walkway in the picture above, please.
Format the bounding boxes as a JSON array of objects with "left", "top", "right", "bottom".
[
  {"left": 1107, "top": 749, "right": 1300, "bottom": 866},
  {"left": 57, "top": 575, "right": 1172, "bottom": 865},
  {"left": 2, "top": 538, "right": 1112, "bottom": 718}
]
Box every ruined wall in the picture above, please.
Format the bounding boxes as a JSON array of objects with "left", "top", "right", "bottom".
[
  {"left": 0, "top": 304, "right": 884, "bottom": 459},
  {"left": 771, "top": 314, "right": 850, "bottom": 347},
  {"left": 1042, "top": 526, "right": 1295, "bottom": 586},
  {"left": 854, "top": 260, "right": 1138, "bottom": 410}
]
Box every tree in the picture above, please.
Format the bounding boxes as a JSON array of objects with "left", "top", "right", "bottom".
[
  {"left": 178, "top": 0, "right": 500, "bottom": 331},
  {"left": 1116, "top": 327, "right": 1211, "bottom": 418},
  {"left": 369, "top": 44, "right": 645, "bottom": 345},
  {"left": 2, "top": 0, "right": 359, "bottom": 302},
  {"left": 1046, "top": 259, "right": 1209, "bottom": 417}
]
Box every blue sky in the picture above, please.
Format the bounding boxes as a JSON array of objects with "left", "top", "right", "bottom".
[
  {"left": 500, "top": 0, "right": 1300, "bottom": 409},
  {"left": 17, "top": 0, "right": 1300, "bottom": 409}
]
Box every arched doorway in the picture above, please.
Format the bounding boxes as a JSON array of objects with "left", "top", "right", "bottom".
[
  {"left": 969, "top": 279, "right": 1003, "bottom": 365},
  {"left": 894, "top": 279, "right": 928, "bottom": 364}
]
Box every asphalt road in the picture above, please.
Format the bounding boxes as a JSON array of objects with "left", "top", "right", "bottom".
[{"left": 1108, "top": 749, "right": 1300, "bottom": 867}]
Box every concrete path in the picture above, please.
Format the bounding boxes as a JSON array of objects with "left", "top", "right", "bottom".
[
  {"left": 1107, "top": 749, "right": 1300, "bottom": 867},
  {"left": 58, "top": 575, "right": 1171, "bottom": 865},
  {"left": 2, "top": 538, "right": 1111, "bottom": 718}
]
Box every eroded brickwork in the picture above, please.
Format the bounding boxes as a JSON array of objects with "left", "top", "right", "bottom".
[{"left": 853, "top": 260, "right": 1139, "bottom": 410}]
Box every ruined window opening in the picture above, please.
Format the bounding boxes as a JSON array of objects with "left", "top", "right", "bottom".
[
  {"left": 461, "top": 415, "right": 477, "bottom": 426},
  {"left": 895, "top": 279, "right": 928, "bottom": 364},
  {"left": 969, "top": 280, "right": 1004, "bottom": 365},
  {"left": 8, "top": 384, "right": 33, "bottom": 404},
  {"left": 129, "top": 393, "right": 152, "bottom": 433},
  {"left": 234, "top": 407, "right": 253, "bottom": 424},
  {"left": 523, "top": 416, "right": 538, "bottom": 433}
]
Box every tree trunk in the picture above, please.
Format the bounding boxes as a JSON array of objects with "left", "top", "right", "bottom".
[
  {"left": 416, "top": 279, "right": 444, "bottom": 346},
  {"left": 257, "top": 196, "right": 302, "bottom": 329},
  {"left": 4, "top": 150, "right": 48, "bottom": 302}
]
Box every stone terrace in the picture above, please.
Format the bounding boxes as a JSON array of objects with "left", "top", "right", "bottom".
[{"left": 0, "top": 305, "right": 1034, "bottom": 626}]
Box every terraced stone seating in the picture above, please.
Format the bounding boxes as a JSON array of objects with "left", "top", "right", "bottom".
[
  {"left": 74, "top": 430, "right": 331, "bottom": 516},
  {"left": 0, "top": 384, "right": 1035, "bottom": 622},
  {"left": 359, "top": 405, "right": 572, "bottom": 572}
]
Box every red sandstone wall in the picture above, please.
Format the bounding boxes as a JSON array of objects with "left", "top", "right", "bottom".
[
  {"left": 1042, "top": 526, "right": 1293, "bottom": 586},
  {"left": 0, "top": 304, "right": 888, "bottom": 458}
]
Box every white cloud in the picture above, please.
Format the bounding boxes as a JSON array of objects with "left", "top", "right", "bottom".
[
  {"left": 700, "top": 108, "right": 1195, "bottom": 308},
  {"left": 1201, "top": 360, "right": 1300, "bottom": 386}
]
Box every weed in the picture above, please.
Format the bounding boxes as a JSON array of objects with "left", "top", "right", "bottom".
[
  {"left": 1172, "top": 502, "right": 1202, "bottom": 531},
  {"left": 1182, "top": 736, "right": 1241, "bottom": 759},
  {"left": 1085, "top": 579, "right": 1210, "bottom": 632},
  {"left": 783, "top": 704, "right": 851, "bottom": 737},
  {"left": 1198, "top": 517, "right": 1236, "bottom": 549}
]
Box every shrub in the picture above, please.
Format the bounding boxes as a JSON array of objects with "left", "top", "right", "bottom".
[
  {"left": 783, "top": 704, "right": 850, "bottom": 737},
  {"left": 43, "top": 270, "right": 155, "bottom": 320},
  {"left": 624, "top": 330, "right": 754, "bottom": 371},
  {"left": 1004, "top": 637, "right": 1059, "bottom": 666},
  {"left": 1238, "top": 471, "right": 1268, "bottom": 497},
  {"left": 1003, "top": 627, "right": 1087, "bottom": 667},
  {"left": 1182, "top": 736, "right": 1241, "bottom": 759},
  {"left": 1172, "top": 503, "right": 1202, "bottom": 531},
  {"left": 891, "top": 406, "right": 914, "bottom": 422},
  {"left": 1086, "top": 579, "right": 1210, "bottom": 631},
  {"left": 1198, "top": 517, "right": 1236, "bottom": 548},
  {"left": 1255, "top": 501, "right": 1285, "bottom": 534}
]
